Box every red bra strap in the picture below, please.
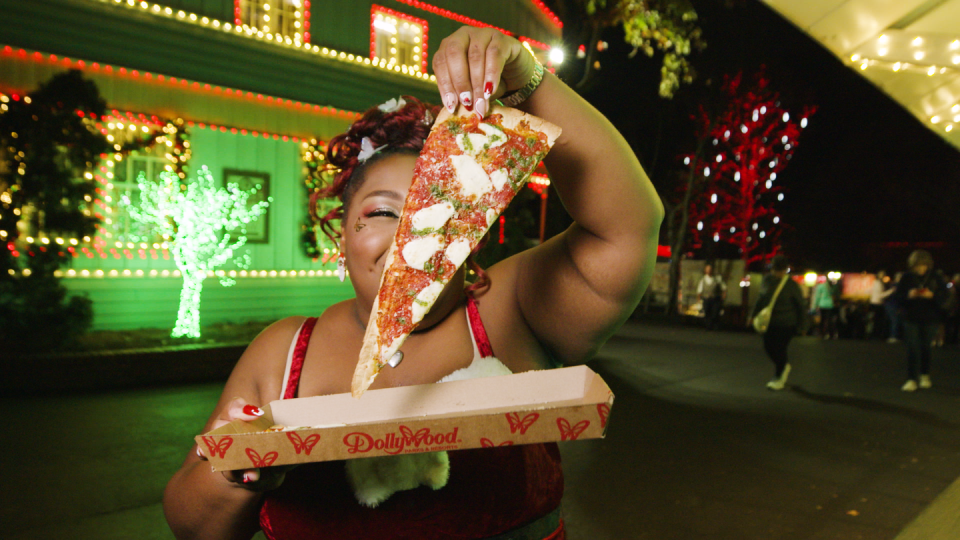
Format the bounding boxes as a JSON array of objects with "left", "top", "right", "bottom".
[
  {"left": 466, "top": 295, "right": 495, "bottom": 358},
  {"left": 284, "top": 317, "right": 318, "bottom": 400}
]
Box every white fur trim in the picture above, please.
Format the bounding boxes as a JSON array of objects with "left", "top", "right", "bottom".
[
  {"left": 346, "top": 451, "right": 450, "bottom": 508},
  {"left": 344, "top": 357, "right": 512, "bottom": 507},
  {"left": 438, "top": 356, "right": 512, "bottom": 383}
]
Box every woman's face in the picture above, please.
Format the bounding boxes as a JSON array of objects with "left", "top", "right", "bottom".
[
  {"left": 341, "top": 154, "right": 465, "bottom": 323},
  {"left": 914, "top": 263, "right": 929, "bottom": 276}
]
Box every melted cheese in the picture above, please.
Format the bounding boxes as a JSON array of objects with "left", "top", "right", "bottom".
[
  {"left": 489, "top": 168, "right": 510, "bottom": 191},
  {"left": 412, "top": 202, "right": 455, "bottom": 233},
  {"left": 411, "top": 281, "right": 445, "bottom": 324},
  {"left": 402, "top": 235, "right": 443, "bottom": 270},
  {"left": 486, "top": 208, "right": 498, "bottom": 227},
  {"left": 379, "top": 336, "right": 405, "bottom": 364},
  {"left": 445, "top": 238, "right": 472, "bottom": 268},
  {"left": 455, "top": 124, "right": 506, "bottom": 156},
  {"left": 449, "top": 155, "right": 493, "bottom": 201}
]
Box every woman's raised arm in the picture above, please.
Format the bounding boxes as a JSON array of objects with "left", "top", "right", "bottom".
[{"left": 433, "top": 27, "right": 664, "bottom": 363}]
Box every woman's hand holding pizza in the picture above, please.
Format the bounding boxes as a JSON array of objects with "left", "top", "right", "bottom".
[
  {"left": 195, "top": 397, "right": 293, "bottom": 492},
  {"left": 432, "top": 27, "right": 537, "bottom": 117}
]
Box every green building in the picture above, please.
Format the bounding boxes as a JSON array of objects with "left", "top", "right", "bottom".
[{"left": 0, "top": 0, "right": 562, "bottom": 332}]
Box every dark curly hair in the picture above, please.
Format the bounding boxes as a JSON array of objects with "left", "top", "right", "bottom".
[{"left": 312, "top": 95, "right": 490, "bottom": 291}]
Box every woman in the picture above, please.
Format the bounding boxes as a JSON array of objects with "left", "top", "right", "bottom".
[
  {"left": 894, "top": 250, "right": 946, "bottom": 392},
  {"left": 750, "top": 255, "right": 805, "bottom": 391},
  {"left": 163, "top": 26, "right": 663, "bottom": 539},
  {"left": 811, "top": 275, "right": 840, "bottom": 339}
]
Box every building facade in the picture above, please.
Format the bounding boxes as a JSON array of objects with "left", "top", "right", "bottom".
[{"left": 0, "top": 0, "right": 562, "bottom": 331}]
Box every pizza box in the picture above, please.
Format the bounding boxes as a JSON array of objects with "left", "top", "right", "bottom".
[{"left": 197, "top": 365, "right": 614, "bottom": 471}]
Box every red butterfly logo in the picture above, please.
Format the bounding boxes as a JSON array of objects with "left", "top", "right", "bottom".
[
  {"left": 505, "top": 412, "right": 540, "bottom": 435},
  {"left": 480, "top": 438, "right": 514, "bottom": 447},
  {"left": 399, "top": 426, "right": 430, "bottom": 445},
  {"left": 286, "top": 432, "right": 321, "bottom": 455},
  {"left": 597, "top": 403, "right": 611, "bottom": 429},
  {"left": 557, "top": 418, "right": 590, "bottom": 441},
  {"left": 245, "top": 448, "right": 279, "bottom": 467},
  {"left": 202, "top": 436, "right": 233, "bottom": 458}
]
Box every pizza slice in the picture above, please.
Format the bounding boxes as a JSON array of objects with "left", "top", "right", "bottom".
[{"left": 351, "top": 104, "right": 561, "bottom": 397}]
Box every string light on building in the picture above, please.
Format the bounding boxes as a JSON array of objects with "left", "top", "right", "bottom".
[{"left": 846, "top": 29, "right": 960, "bottom": 135}]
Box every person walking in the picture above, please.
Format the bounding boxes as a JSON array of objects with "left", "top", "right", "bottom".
[
  {"left": 885, "top": 272, "right": 904, "bottom": 343},
  {"left": 812, "top": 275, "right": 840, "bottom": 339},
  {"left": 750, "top": 255, "right": 806, "bottom": 391},
  {"left": 868, "top": 270, "right": 894, "bottom": 339},
  {"left": 894, "top": 250, "right": 947, "bottom": 392},
  {"left": 697, "top": 263, "right": 727, "bottom": 330}
]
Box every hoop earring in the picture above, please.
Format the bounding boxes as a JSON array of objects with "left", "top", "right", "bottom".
[{"left": 337, "top": 253, "right": 347, "bottom": 282}]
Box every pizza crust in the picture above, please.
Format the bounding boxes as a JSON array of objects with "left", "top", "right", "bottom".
[
  {"left": 351, "top": 105, "right": 560, "bottom": 398},
  {"left": 434, "top": 104, "right": 561, "bottom": 147}
]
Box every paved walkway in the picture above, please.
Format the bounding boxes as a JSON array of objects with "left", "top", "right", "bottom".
[{"left": 2, "top": 320, "right": 959, "bottom": 539}]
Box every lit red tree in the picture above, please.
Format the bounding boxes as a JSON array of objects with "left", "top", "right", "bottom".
[{"left": 681, "top": 70, "right": 816, "bottom": 269}]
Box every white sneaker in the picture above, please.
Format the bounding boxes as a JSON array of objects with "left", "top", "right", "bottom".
[
  {"left": 919, "top": 375, "right": 932, "bottom": 389},
  {"left": 767, "top": 379, "right": 785, "bottom": 391},
  {"left": 901, "top": 380, "right": 918, "bottom": 392}
]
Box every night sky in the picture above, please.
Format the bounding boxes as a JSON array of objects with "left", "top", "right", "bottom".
[{"left": 550, "top": 0, "right": 960, "bottom": 273}]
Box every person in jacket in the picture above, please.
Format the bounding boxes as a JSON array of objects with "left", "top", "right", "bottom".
[
  {"left": 750, "top": 255, "right": 806, "bottom": 390},
  {"left": 811, "top": 275, "right": 840, "bottom": 339},
  {"left": 893, "top": 250, "right": 947, "bottom": 391},
  {"left": 696, "top": 263, "right": 727, "bottom": 330}
]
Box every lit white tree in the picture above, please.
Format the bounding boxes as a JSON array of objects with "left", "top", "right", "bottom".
[{"left": 125, "top": 165, "right": 269, "bottom": 338}]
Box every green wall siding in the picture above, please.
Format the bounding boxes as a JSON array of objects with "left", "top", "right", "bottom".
[
  {"left": 64, "top": 275, "right": 354, "bottom": 330},
  {"left": 188, "top": 129, "right": 306, "bottom": 270},
  {"left": 157, "top": 0, "right": 233, "bottom": 21},
  {"left": 0, "top": 52, "right": 356, "bottom": 139},
  {"left": 2, "top": 0, "right": 561, "bottom": 332}
]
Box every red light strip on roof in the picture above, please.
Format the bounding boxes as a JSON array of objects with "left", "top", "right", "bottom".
[
  {"left": 391, "top": 0, "right": 552, "bottom": 51},
  {"left": 392, "top": 0, "right": 513, "bottom": 36},
  {"left": 518, "top": 36, "right": 550, "bottom": 52},
  {"left": 0, "top": 45, "right": 361, "bottom": 123},
  {"left": 529, "top": 0, "right": 562, "bottom": 29}
]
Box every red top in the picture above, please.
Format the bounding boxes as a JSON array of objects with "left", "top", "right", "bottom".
[{"left": 259, "top": 298, "right": 565, "bottom": 539}]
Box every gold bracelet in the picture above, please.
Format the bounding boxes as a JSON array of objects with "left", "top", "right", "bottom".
[{"left": 498, "top": 58, "right": 544, "bottom": 107}]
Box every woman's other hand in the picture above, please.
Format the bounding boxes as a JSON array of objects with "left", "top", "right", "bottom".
[{"left": 195, "top": 397, "right": 293, "bottom": 492}]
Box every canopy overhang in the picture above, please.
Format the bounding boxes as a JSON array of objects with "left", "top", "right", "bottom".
[{"left": 761, "top": 0, "right": 960, "bottom": 152}]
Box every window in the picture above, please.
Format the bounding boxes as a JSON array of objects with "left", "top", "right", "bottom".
[
  {"left": 236, "top": 0, "right": 310, "bottom": 44},
  {"left": 110, "top": 153, "right": 169, "bottom": 243},
  {"left": 98, "top": 122, "right": 173, "bottom": 244},
  {"left": 371, "top": 6, "right": 428, "bottom": 73}
]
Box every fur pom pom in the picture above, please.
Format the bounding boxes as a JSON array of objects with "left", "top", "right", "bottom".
[{"left": 345, "top": 451, "right": 450, "bottom": 508}]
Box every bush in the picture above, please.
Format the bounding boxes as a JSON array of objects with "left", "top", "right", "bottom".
[{"left": 0, "top": 274, "right": 93, "bottom": 356}]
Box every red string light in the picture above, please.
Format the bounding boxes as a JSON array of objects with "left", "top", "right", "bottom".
[{"left": 393, "top": 0, "right": 513, "bottom": 36}]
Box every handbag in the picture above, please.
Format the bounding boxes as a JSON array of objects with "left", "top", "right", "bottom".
[{"left": 753, "top": 275, "right": 789, "bottom": 334}]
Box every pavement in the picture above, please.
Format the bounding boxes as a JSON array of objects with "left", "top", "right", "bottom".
[{"left": 2, "top": 319, "right": 959, "bottom": 539}]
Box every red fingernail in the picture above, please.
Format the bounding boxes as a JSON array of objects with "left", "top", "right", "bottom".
[
  {"left": 484, "top": 82, "right": 493, "bottom": 98},
  {"left": 242, "top": 405, "right": 263, "bottom": 417},
  {"left": 459, "top": 91, "right": 472, "bottom": 107},
  {"left": 242, "top": 472, "right": 252, "bottom": 483}
]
